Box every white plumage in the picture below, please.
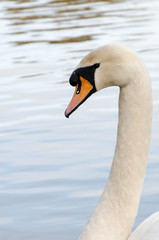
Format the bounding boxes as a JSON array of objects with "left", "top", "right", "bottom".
[
  {"left": 129, "top": 211, "right": 159, "bottom": 239},
  {"left": 66, "top": 44, "right": 159, "bottom": 240}
]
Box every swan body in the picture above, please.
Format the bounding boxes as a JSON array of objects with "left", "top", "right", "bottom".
[
  {"left": 65, "top": 44, "right": 159, "bottom": 240},
  {"left": 129, "top": 211, "right": 159, "bottom": 239}
]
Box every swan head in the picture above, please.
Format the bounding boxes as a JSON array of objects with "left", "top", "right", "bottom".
[{"left": 65, "top": 43, "right": 139, "bottom": 118}]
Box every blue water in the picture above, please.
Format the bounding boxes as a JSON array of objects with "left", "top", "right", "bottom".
[{"left": 0, "top": 0, "right": 159, "bottom": 239}]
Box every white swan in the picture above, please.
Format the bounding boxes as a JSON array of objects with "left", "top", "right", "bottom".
[{"left": 65, "top": 43, "right": 159, "bottom": 240}]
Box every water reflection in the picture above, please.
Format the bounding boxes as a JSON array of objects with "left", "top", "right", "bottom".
[
  {"left": 2, "top": 0, "right": 156, "bottom": 47},
  {"left": 10, "top": 36, "right": 92, "bottom": 46},
  {"left": 0, "top": 0, "right": 159, "bottom": 239}
]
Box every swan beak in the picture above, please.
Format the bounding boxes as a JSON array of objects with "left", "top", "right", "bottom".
[{"left": 65, "top": 76, "right": 95, "bottom": 118}]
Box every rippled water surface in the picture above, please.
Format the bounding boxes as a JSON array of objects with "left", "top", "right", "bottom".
[{"left": 0, "top": 0, "right": 159, "bottom": 239}]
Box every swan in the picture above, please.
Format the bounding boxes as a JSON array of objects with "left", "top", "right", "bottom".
[{"left": 64, "top": 43, "right": 159, "bottom": 240}]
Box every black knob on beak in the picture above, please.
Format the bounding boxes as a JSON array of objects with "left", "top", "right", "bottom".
[{"left": 69, "top": 71, "right": 79, "bottom": 87}]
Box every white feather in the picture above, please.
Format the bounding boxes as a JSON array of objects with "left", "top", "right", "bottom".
[{"left": 73, "top": 44, "right": 159, "bottom": 240}]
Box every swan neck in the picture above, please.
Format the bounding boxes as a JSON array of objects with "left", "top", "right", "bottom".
[
  {"left": 79, "top": 72, "right": 152, "bottom": 240},
  {"left": 105, "top": 79, "right": 152, "bottom": 239}
]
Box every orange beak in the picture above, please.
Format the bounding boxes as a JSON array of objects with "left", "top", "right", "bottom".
[{"left": 65, "top": 76, "right": 95, "bottom": 118}]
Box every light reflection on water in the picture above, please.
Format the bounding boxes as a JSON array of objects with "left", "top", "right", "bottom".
[{"left": 0, "top": 0, "right": 159, "bottom": 239}]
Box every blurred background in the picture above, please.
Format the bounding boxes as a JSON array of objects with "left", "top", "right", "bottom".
[{"left": 0, "top": 0, "right": 159, "bottom": 239}]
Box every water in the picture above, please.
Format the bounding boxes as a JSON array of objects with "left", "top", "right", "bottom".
[{"left": 0, "top": 0, "right": 159, "bottom": 239}]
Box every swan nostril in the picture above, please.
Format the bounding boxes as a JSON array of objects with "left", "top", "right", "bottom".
[{"left": 76, "top": 80, "right": 81, "bottom": 94}]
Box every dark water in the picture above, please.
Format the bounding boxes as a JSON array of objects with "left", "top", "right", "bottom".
[{"left": 0, "top": 0, "right": 159, "bottom": 239}]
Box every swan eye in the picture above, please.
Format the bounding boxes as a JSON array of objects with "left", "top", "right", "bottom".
[
  {"left": 76, "top": 80, "right": 81, "bottom": 94},
  {"left": 94, "top": 63, "right": 100, "bottom": 69}
]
